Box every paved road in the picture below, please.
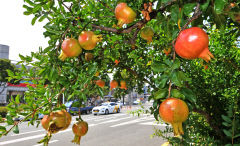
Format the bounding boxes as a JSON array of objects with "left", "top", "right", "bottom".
[{"left": 0, "top": 105, "right": 167, "bottom": 146}]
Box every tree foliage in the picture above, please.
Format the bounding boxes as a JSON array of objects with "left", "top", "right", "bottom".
[{"left": 0, "top": 0, "right": 239, "bottom": 145}]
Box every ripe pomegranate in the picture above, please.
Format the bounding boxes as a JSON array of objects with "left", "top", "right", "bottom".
[
  {"left": 41, "top": 110, "right": 72, "bottom": 134},
  {"left": 115, "top": 3, "right": 136, "bottom": 27},
  {"left": 159, "top": 98, "right": 189, "bottom": 136},
  {"left": 85, "top": 53, "right": 94, "bottom": 61},
  {"left": 96, "top": 80, "right": 105, "bottom": 88},
  {"left": 174, "top": 27, "right": 214, "bottom": 62},
  {"left": 140, "top": 27, "right": 154, "bottom": 43},
  {"left": 110, "top": 80, "right": 118, "bottom": 90},
  {"left": 58, "top": 38, "right": 82, "bottom": 61},
  {"left": 120, "top": 80, "right": 127, "bottom": 90},
  {"left": 72, "top": 121, "right": 88, "bottom": 144},
  {"left": 78, "top": 31, "right": 102, "bottom": 50}
]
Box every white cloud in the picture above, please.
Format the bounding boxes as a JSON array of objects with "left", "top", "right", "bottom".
[{"left": 0, "top": 1, "right": 48, "bottom": 61}]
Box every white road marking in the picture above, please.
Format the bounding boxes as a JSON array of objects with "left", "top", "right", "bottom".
[
  {"left": 110, "top": 116, "right": 155, "bottom": 128},
  {"left": 11, "top": 129, "right": 45, "bottom": 136},
  {"left": 0, "top": 134, "right": 46, "bottom": 145},
  {"left": 32, "top": 140, "right": 58, "bottom": 146},
  {"left": 0, "top": 128, "right": 72, "bottom": 145},
  {"left": 98, "top": 116, "right": 131, "bottom": 124},
  {"left": 139, "top": 121, "right": 168, "bottom": 126}
]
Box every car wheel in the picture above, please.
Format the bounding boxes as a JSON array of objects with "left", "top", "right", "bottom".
[
  {"left": 105, "top": 109, "right": 109, "bottom": 115},
  {"left": 117, "top": 108, "right": 120, "bottom": 113},
  {"left": 86, "top": 110, "right": 90, "bottom": 114}
]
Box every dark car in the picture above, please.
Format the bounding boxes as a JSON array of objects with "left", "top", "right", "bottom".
[{"left": 65, "top": 101, "right": 94, "bottom": 115}]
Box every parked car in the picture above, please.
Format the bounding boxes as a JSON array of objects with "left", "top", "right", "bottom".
[
  {"left": 65, "top": 101, "right": 94, "bottom": 115},
  {"left": 133, "top": 99, "right": 141, "bottom": 105},
  {"left": 92, "top": 102, "right": 120, "bottom": 115}
]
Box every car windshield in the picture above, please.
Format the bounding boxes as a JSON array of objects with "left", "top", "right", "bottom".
[{"left": 100, "top": 103, "right": 108, "bottom": 106}]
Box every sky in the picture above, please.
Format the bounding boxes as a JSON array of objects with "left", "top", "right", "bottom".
[{"left": 0, "top": 1, "right": 48, "bottom": 62}]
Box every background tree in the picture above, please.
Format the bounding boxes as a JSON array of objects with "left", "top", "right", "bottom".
[{"left": 0, "top": 0, "right": 239, "bottom": 145}]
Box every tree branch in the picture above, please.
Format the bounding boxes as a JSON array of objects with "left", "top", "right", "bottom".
[
  {"left": 182, "top": 3, "right": 202, "bottom": 30},
  {"left": 92, "top": 0, "right": 177, "bottom": 34}
]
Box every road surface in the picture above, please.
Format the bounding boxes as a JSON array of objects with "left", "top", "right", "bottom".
[{"left": 0, "top": 105, "right": 168, "bottom": 146}]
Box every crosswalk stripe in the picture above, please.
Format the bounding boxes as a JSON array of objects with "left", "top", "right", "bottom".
[
  {"left": 110, "top": 116, "right": 155, "bottom": 128},
  {"left": 11, "top": 129, "right": 45, "bottom": 136},
  {"left": 139, "top": 121, "right": 168, "bottom": 126}
]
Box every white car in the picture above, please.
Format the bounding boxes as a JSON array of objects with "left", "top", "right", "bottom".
[{"left": 92, "top": 102, "right": 120, "bottom": 115}]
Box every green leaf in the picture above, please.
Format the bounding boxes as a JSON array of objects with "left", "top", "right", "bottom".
[
  {"left": 154, "top": 88, "right": 168, "bottom": 100},
  {"left": 200, "top": 0, "right": 210, "bottom": 12},
  {"left": 223, "top": 129, "right": 232, "bottom": 137},
  {"left": 171, "top": 89, "right": 185, "bottom": 99},
  {"left": 170, "top": 71, "right": 183, "bottom": 87},
  {"left": 31, "top": 16, "right": 38, "bottom": 25},
  {"left": 183, "top": 3, "right": 196, "bottom": 16},
  {"left": 172, "top": 59, "right": 181, "bottom": 70},
  {"left": 222, "top": 122, "right": 230, "bottom": 127},
  {"left": 233, "top": 134, "right": 240, "bottom": 139},
  {"left": 151, "top": 61, "right": 167, "bottom": 73},
  {"left": 38, "top": 14, "right": 47, "bottom": 22},
  {"left": 221, "top": 115, "right": 232, "bottom": 123},
  {"left": 23, "top": 11, "right": 32, "bottom": 15},
  {"left": 214, "top": 0, "right": 227, "bottom": 14},
  {"left": 13, "top": 125, "right": 19, "bottom": 134},
  {"left": 158, "top": 75, "right": 169, "bottom": 88},
  {"left": 97, "top": 87, "right": 104, "bottom": 97},
  {"left": 6, "top": 115, "right": 14, "bottom": 125},
  {"left": 171, "top": 5, "right": 179, "bottom": 23},
  {"left": 15, "top": 95, "right": 20, "bottom": 104},
  {"left": 0, "top": 126, "right": 6, "bottom": 132},
  {"left": 180, "top": 88, "right": 196, "bottom": 103}
]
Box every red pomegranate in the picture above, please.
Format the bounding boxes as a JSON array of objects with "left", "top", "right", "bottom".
[
  {"left": 159, "top": 98, "right": 189, "bottom": 136},
  {"left": 72, "top": 121, "right": 88, "bottom": 144},
  {"left": 174, "top": 27, "right": 214, "bottom": 62},
  {"left": 59, "top": 38, "right": 82, "bottom": 61},
  {"left": 41, "top": 110, "right": 72, "bottom": 134},
  {"left": 120, "top": 80, "right": 127, "bottom": 90},
  {"left": 78, "top": 31, "right": 102, "bottom": 50},
  {"left": 110, "top": 80, "right": 118, "bottom": 90},
  {"left": 115, "top": 3, "right": 136, "bottom": 27},
  {"left": 140, "top": 27, "right": 154, "bottom": 43},
  {"left": 96, "top": 80, "right": 105, "bottom": 88}
]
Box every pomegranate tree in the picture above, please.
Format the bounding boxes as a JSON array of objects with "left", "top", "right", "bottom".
[
  {"left": 175, "top": 27, "right": 214, "bottom": 62},
  {"left": 140, "top": 27, "right": 154, "bottom": 43},
  {"left": 115, "top": 3, "right": 136, "bottom": 27},
  {"left": 41, "top": 110, "right": 72, "bottom": 134},
  {"left": 72, "top": 121, "right": 88, "bottom": 144},
  {"left": 159, "top": 98, "right": 189, "bottom": 136},
  {"left": 58, "top": 38, "right": 82, "bottom": 61},
  {"left": 78, "top": 31, "right": 102, "bottom": 50}
]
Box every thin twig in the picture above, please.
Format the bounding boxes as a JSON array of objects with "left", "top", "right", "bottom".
[{"left": 182, "top": 3, "right": 202, "bottom": 30}]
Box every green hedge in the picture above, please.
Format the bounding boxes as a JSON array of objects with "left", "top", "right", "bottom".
[{"left": 0, "top": 106, "right": 8, "bottom": 118}]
